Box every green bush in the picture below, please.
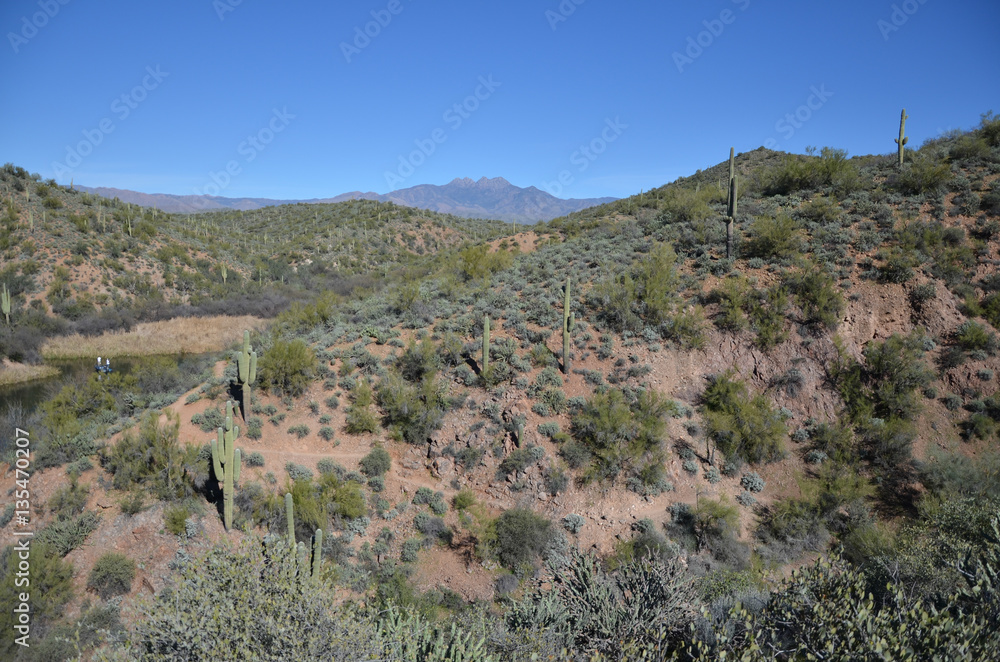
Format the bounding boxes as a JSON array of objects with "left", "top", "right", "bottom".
[
  {"left": 0, "top": 543, "right": 74, "bottom": 659},
  {"left": 571, "top": 387, "right": 673, "bottom": 482},
  {"left": 359, "top": 445, "right": 391, "bottom": 477},
  {"left": 494, "top": 507, "right": 555, "bottom": 571},
  {"left": 258, "top": 337, "right": 317, "bottom": 396},
  {"left": 87, "top": 552, "right": 135, "bottom": 600},
  {"left": 743, "top": 214, "right": 803, "bottom": 261},
  {"left": 344, "top": 378, "right": 379, "bottom": 434},
  {"left": 783, "top": 266, "right": 845, "bottom": 330},
  {"left": 376, "top": 371, "right": 448, "bottom": 445},
  {"left": 702, "top": 371, "right": 786, "bottom": 465},
  {"left": 100, "top": 410, "right": 201, "bottom": 501},
  {"left": 164, "top": 504, "right": 192, "bottom": 536}
]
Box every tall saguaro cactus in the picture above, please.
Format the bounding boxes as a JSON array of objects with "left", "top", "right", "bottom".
[
  {"left": 725, "top": 147, "right": 738, "bottom": 260},
  {"left": 211, "top": 400, "right": 242, "bottom": 530},
  {"left": 895, "top": 109, "right": 909, "bottom": 168},
  {"left": 311, "top": 528, "right": 323, "bottom": 578},
  {"left": 285, "top": 492, "right": 295, "bottom": 549},
  {"left": 1, "top": 283, "right": 10, "bottom": 325},
  {"left": 235, "top": 330, "right": 257, "bottom": 421},
  {"left": 562, "top": 277, "right": 574, "bottom": 375},
  {"left": 482, "top": 315, "right": 490, "bottom": 373}
]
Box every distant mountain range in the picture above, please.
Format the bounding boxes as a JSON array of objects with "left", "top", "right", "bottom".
[{"left": 76, "top": 177, "right": 617, "bottom": 223}]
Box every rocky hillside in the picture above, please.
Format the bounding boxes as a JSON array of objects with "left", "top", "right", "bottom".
[{"left": 2, "top": 113, "right": 1000, "bottom": 661}]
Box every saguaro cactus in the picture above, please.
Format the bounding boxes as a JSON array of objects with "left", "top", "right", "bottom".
[
  {"left": 482, "top": 315, "right": 490, "bottom": 373},
  {"left": 726, "top": 147, "right": 738, "bottom": 260},
  {"left": 895, "top": 108, "right": 909, "bottom": 168},
  {"left": 562, "top": 277, "right": 574, "bottom": 374},
  {"left": 220, "top": 263, "right": 228, "bottom": 285},
  {"left": 211, "top": 400, "right": 242, "bottom": 530},
  {"left": 311, "top": 528, "right": 323, "bottom": 578},
  {"left": 235, "top": 330, "right": 257, "bottom": 421},
  {"left": 1, "top": 283, "right": 10, "bottom": 325},
  {"left": 285, "top": 492, "right": 295, "bottom": 549}
]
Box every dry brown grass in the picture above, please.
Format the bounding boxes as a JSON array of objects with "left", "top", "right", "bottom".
[
  {"left": 0, "top": 360, "right": 60, "bottom": 387},
  {"left": 41, "top": 315, "right": 270, "bottom": 359}
]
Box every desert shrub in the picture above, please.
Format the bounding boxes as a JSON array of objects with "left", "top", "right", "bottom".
[
  {"left": 782, "top": 266, "right": 845, "bottom": 330},
  {"left": 743, "top": 214, "right": 803, "bottom": 260},
  {"left": 498, "top": 445, "right": 545, "bottom": 476},
  {"left": 245, "top": 416, "right": 263, "bottom": 440},
  {"left": 288, "top": 424, "right": 310, "bottom": 439},
  {"left": 562, "top": 513, "right": 586, "bottom": 534},
  {"left": 101, "top": 535, "right": 386, "bottom": 660},
  {"left": 87, "top": 552, "right": 135, "bottom": 600},
  {"left": 100, "top": 410, "right": 199, "bottom": 501},
  {"left": 245, "top": 451, "right": 265, "bottom": 467},
  {"left": 377, "top": 371, "right": 449, "bottom": 445},
  {"left": 587, "top": 242, "right": 681, "bottom": 334},
  {"left": 164, "top": 504, "right": 192, "bottom": 536},
  {"left": 285, "top": 462, "right": 313, "bottom": 482},
  {"left": 740, "top": 472, "right": 766, "bottom": 493},
  {"left": 258, "top": 337, "right": 317, "bottom": 396},
  {"left": 954, "top": 320, "right": 999, "bottom": 355},
  {"left": 507, "top": 547, "right": 697, "bottom": 657},
  {"left": 318, "top": 426, "right": 335, "bottom": 441},
  {"left": 701, "top": 371, "right": 786, "bottom": 465},
  {"left": 359, "top": 445, "right": 391, "bottom": 477},
  {"left": 0, "top": 543, "right": 74, "bottom": 659},
  {"left": 35, "top": 511, "right": 100, "bottom": 557},
  {"left": 571, "top": 387, "right": 673, "bottom": 482},
  {"left": 833, "top": 331, "right": 934, "bottom": 424},
  {"left": 494, "top": 507, "right": 555, "bottom": 571},
  {"left": 887, "top": 156, "right": 952, "bottom": 194},
  {"left": 344, "top": 378, "right": 378, "bottom": 434},
  {"left": 559, "top": 440, "right": 592, "bottom": 469}
]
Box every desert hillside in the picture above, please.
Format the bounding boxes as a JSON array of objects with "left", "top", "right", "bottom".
[{"left": 3, "top": 113, "right": 1000, "bottom": 660}]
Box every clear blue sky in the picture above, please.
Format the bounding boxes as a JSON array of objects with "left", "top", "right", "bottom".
[{"left": 1, "top": 0, "right": 997, "bottom": 201}]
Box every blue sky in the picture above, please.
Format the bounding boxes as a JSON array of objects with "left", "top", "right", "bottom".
[{"left": 1, "top": 0, "right": 997, "bottom": 201}]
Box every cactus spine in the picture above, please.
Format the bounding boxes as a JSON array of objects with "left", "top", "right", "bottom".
[
  {"left": 211, "top": 400, "right": 242, "bottom": 530},
  {"left": 285, "top": 492, "right": 295, "bottom": 549},
  {"left": 235, "top": 330, "right": 257, "bottom": 421},
  {"left": 726, "top": 147, "right": 738, "bottom": 260},
  {"left": 311, "top": 528, "right": 323, "bottom": 578},
  {"left": 482, "top": 315, "right": 490, "bottom": 373},
  {"left": 562, "top": 277, "right": 574, "bottom": 374},
  {"left": 895, "top": 108, "right": 909, "bottom": 168},
  {"left": 1, "top": 283, "right": 10, "bottom": 325}
]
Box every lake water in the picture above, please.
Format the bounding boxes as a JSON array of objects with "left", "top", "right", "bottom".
[{"left": 0, "top": 354, "right": 211, "bottom": 418}]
